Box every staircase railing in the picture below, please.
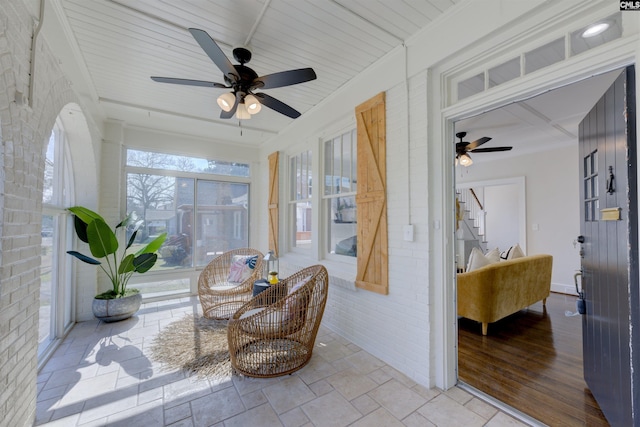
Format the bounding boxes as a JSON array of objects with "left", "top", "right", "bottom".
[{"left": 456, "top": 188, "right": 487, "bottom": 244}]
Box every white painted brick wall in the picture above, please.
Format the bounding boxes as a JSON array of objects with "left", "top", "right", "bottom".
[
  {"left": 317, "top": 73, "right": 433, "bottom": 387},
  {"left": 0, "top": 1, "right": 90, "bottom": 424}
]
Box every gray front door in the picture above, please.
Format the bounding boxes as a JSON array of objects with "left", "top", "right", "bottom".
[{"left": 578, "top": 65, "right": 638, "bottom": 426}]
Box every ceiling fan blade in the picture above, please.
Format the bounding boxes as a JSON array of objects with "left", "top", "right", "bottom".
[
  {"left": 220, "top": 92, "right": 241, "bottom": 119},
  {"left": 466, "top": 136, "right": 492, "bottom": 151},
  {"left": 471, "top": 146, "right": 513, "bottom": 153},
  {"left": 253, "top": 93, "right": 301, "bottom": 118},
  {"left": 151, "top": 76, "right": 229, "bottom": 88},
  {"left": 252, "top": 68, "right": 317, "bottom": 90},
  {"left": 188, "top": 28, "right": 238, "bottom": 81}
]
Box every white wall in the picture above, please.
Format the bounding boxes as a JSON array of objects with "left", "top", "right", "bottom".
[
  {"left": 0, "top": 0, "right": 102, "bottom": 423},
  {"left": 268, "top": 72, "right": 433, "bottom": 386},
  {"left": 255, "top": 0, "right": 612, "bottom": 390},
  {"left": 458, "top": 145, "right": 581, "bottom": 295},
  {"left": 485, "top": 184, "right": 521, "bottom": 251}
]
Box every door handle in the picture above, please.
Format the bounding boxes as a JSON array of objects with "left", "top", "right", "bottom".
[
  {"left": 574, "top": 271, "right": 586, "bottom": 315},
  {"left": 576, "top": 235, "right": 586, "bottom": 258}
]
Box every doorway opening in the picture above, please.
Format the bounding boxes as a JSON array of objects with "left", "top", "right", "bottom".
[{"left": 453, "top": 68, "right": 626, "bottom": 426}]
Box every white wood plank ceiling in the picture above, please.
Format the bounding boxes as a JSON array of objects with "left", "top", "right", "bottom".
[{"left": 52, "top": 0, "right": 460, "bottom": 145}]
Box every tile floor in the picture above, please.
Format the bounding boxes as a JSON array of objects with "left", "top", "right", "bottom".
[{"left": 35, "top": 296, "right": 530, "bottom": 426}]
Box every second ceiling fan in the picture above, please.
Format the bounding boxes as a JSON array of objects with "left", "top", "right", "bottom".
[
  {"left": 455, "top": 131, "right": 512, "bottom": 166},
  {"left": 151, "top": 28, "right": 317, "bottom": 120}
]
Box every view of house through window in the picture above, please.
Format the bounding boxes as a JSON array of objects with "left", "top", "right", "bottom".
[
  {"left": 125, "top": 149, "right": 250, "bottom": 296},
  {"left": 325, "top": 129, "right": 357, "bottom": 257},
  {"left": 290, "top": 150, "right": 312, "bottom": 250}
]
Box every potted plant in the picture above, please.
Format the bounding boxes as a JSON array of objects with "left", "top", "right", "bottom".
[{"left": 66, "top": 206, "right": 167, "bottom": 322}]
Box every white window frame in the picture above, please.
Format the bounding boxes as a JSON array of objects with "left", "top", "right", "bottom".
[
  {"left": 322, "top": 128, "right": 357, "bottom": 263},
  {"left": 288, "top": 150, "right": 313, "bottom": 254},
  {"left": 123, "top": 147, "right": 252, "bottom": 295},
  {"left": 40, "top": 120, "right": 75, "bottom": 363},
  {"left": 284, "top": 119, "right": 358, "bottom": 267}
]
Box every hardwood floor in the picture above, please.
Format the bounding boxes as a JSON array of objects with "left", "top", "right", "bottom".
[{"left": 458, "top": 292, "right": 609, "bottom": 426}]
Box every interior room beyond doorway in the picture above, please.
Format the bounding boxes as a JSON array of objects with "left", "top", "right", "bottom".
[{"left": 454, "top": 69, "right": 624, "bottom": 425}]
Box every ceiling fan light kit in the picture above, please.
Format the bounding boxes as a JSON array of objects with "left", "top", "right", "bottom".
[
  {"left": 236, "top": 103, "right": 251, "bottom": 120},
  {"left": 455, "top": 131, "right": 512, "bottom": 167},
  {"left": 151, "top": 28, "right": 317, "bottom": 121},
  {"left": 458, "top": 153, "right": 473, "bottom": 166},
  {"left": 244, "top": 94, "right": 261, "bottom": 114},
  {"left": 217, "top": 92, "right": 236, "bottom": 112}
]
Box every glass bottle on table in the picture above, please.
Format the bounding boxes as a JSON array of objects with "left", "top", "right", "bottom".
[{"left": 268, "top": 271, "right": 279, "bottom": 284}]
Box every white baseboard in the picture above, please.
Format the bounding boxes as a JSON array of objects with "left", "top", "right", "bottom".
[{"left": 551, "top": 282, "right": 578, "bottom": 296}]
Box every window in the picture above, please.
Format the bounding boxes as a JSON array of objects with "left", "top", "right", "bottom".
[
  {"left": 125, "top": 149, "right": 250, "bottom": 296},
  {"left": 40, "top": 123, "right": 74, "bottom": 357},
  {"left": 324, "top": 129, "right": 357, "bottom": 257},
  {"left": 583, "top": 150, "right": 598, "bottom": 222},
  {"left": 126, "top": 149, "right": 250, "bottom": 177},
  {"left": 290, "top": 150, "right": 312, "bottom": 250}
]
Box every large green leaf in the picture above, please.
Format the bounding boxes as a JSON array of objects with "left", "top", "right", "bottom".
[
  {"left": 133, "top": 253, "right": 158, "bottom": 273},
  {"left": 73, "top": 215, "right": 89, "bottom": 244},
  {"left": 126, "top": 230, "right": 138, "bottom": 250},
  {"left": 68, "top": 206, "right": 104, "bottom": 224},
  {"left": 66, "top": 250, "right": 101, "bottom": 265},
  {"left": 136, "top": 232, "right": 167, "bottom": 255},
  {"left": 118, "top": 253, "right": 136, "bottom": 274},
  {"left": 86, "top": 218, "right": 118, "bottom": 258}
]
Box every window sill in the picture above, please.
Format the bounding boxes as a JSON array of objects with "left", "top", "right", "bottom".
[{"left": 279, "top": 253, "right": 357, "bottom": 291}]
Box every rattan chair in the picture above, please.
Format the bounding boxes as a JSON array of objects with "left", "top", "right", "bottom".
[
  {"left": 198, "top": 248, "right": 264, "bottom": 319},
  {"left": 227, "top": 264, "right": 329, "bottom": 378}
]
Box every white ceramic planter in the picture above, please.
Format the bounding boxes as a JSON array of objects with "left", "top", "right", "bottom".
[{"left": 92, "top": 293, "right": 142, "bottom": 322}]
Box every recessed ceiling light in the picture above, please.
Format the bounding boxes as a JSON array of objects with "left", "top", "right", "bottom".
[{"left": 582, "top": 22, "right": 610, "bottom": 38}]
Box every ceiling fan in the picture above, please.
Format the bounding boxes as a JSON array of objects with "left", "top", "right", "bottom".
[
  {"left": 455, "top": 131, "right": 512, "bottom": 166},
  {"left": 151, "top": 28, "right": 317, "bottom": 120}
]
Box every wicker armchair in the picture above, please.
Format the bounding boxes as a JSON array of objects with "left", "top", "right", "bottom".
[
  {"left": 228, "top": 265, "right": 329, "bottom": 378},
  {"left": 198, "top": 248, "right": 264, "bottom": 319}
]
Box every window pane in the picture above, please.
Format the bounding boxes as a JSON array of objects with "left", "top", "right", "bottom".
[
  {"left": 294, "top": 201, "right": 312, "bottom": 249},
  {"left": 195, "top": 180, "right": 249, "bottom": 265},
  {"left": 488, "top": 57, "right": 520, "bottom": 88},
  {"left": 458, "top": 73, "right": 485, "bottom": 100},
  {"left": 39, "top": 214, "right": 54, "bottom": 345},
  {"left": 291, "top": 156, "right": 298, "bottom": 199},
  {"left": 301, "top": 151, "right": 309, "bottom": 199},
  {"left": 126, "top": 149, "right": 250, "bottom": 177},
  {"left": 324, "top": 140, "right": 333, "bottom": 196},
  {"left": 351, "top": 129, "right": 357, "bottom": 188},
  {"left": 329, "top": 196, "right": 357, "bottom": 257},
  {"left": 290, "top": 150, "right": 312, "bottom": 251},
  {"left": 134, "top": 278, "right": 190, "bottom": 297},
  {"left": 127, "top": 173, "right": 191, "bottom": 275},
  {"left": 323, "top": 129, "right": 356, "bottom": 258},
  {"left": 43, "top": 132, "right": 55, "bottom": 204},
  {"left": 571, "top": 13, "right": 622, "bottom": 56},
  {"left": 341, "top": 134, "right": 352, "bottom": 192},
  {"left": 332, "top": 137, "right": 341, "bottom": 194},
  {"left": 524, "top": 38, "right": 565, "bottom": 75}
]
